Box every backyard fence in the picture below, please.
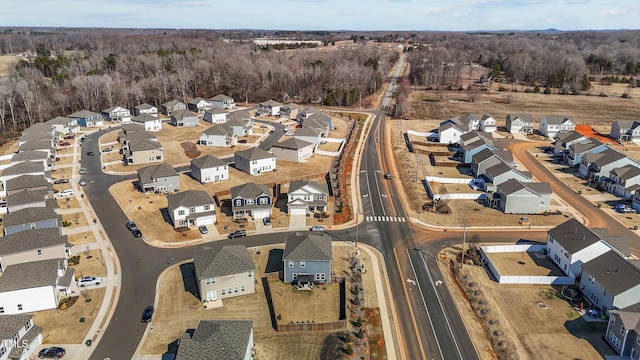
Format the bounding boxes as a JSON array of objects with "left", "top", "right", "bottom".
[
  {"left": 265, "top": 272, "right": 281, "bottom": 281},
  {"left": 277, "top": 319, "right": 348, "bottom": 332},
  {"left": 426, "top": 176, "right": 471, "bottom": 184},
  {"left": 406, "top": 129, "right": 434, "bottom": 138},
  {"left": 315, "top": 138, "right": 346, "bottom": 157}
]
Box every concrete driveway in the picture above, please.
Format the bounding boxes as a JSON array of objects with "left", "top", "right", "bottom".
[{"left": 288, "top": 213, "right": 307, "bottom": 230}]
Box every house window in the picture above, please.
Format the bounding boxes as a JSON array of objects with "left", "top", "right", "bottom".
[
  {"left": 25, "top": 321, "right": 31, "bottom": 330},
  {"left": 259, "top": 197, "right": 269, "bottom": 205},
  {"left": 246, "top": 199, "right": 254, "bottom": 205},
  {"left": 241, "top": 285, "right": 246, "bottom": 292},
  {"left": 190, "top": 207, "right": 195, "bottom": 212},
  {"left": 292, "top": 273, "right": 298, "bottom": 279},
  {"left": 206, "top": 277, "right": 216, "bottom": 285},
  {"left": 622, "top": 326, "right": 626, "bottom": 335},
  {"left": 204, "top": 176, "right": 210, "bottom": 182},
  {"left": 234, "top": 287, "right": 238, "bottom": 293},
  {"left": 37, "top": 249, "right": 42, "bottom": 255},
  {"left": 288, "top": 261, "right": 293, "bottom": 268},
  {"left": 204, "top": 205, "right": 210, "bottom": 211},
  {"left": 0, "top": 307, "right": 4, "bottom": 314},
  {"left": 315, "top": 273, "right": 326, "bottom": 281},
  {"left": 221, "top": 289, "right": 226, "bottom": 295},
  {"left": 636, "top": 333, "right": 640, "bottom": 345},
  {"left": 228, "top": 287, "right": 232, "bottom": 294},
  {"left": 235, "top": 199, "right": 243, "bottom": 206},
  {"left": 178, "top": 210, "right": 185, "bottom": 216},
  {"left": 17, "top": 304, "right": 22, "bottom": 311},
  {"left": 247, "top": 271, "right": 252, "bottom": 277},
  {"left": 300, "top": 261, "right": 305, "bottom": 268}
]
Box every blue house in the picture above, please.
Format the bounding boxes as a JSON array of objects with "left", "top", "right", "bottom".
[
  {"left": 283, "top": 232, "right": 332, "bottom": 284},
  {"left": 68, "top": 110, "right": 103, "bottom": 128}
]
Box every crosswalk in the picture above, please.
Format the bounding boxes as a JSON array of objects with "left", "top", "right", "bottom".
[{"left": 365, "top": 216, "right": 406, "bottom": 222}]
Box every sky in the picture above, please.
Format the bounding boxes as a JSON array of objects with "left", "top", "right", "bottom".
[{"left": 2, "top": 0, "right": 639, "bottom": 31}]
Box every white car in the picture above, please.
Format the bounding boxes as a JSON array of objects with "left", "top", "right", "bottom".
[
  {"left": 310, "top": 225, "right": 325, "bottom": 232},
  {"left": 59, "top": 189, "right": 75, "bottom": 197},
  {"left": 77, "top": 276, "right": 102, "bottom": 287}
]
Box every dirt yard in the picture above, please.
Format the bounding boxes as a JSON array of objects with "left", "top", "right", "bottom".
[
  {"left": 0, "top": 55, "right": 18, "bottom": 77},
  {"left": 70, "top": 249, "right": 108, "bottom": 278},
  {"left": 438, "top": 246, "right": 609, "bottom": 360},
  {"left": 141, "top": 243, "right": 375, "bottom": 359},
  {"left": 67, "top": 231, "right": 96, "bottom": 246}
]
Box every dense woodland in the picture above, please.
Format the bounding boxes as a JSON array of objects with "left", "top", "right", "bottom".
[{"left": 1, "top": 28, "right": 640, "bottom": 138}]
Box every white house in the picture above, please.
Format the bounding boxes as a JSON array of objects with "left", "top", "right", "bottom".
[
  {"left": 132, "top": 113, "right": 162, "bottom": 131},
  {"left": 203, "top": 108, "right": 229, "bottom": 124},
  {"left": 466, "top": 113, "right": 497, "bottom": 133},
  {"left": 539, "top": 115, "right": 576, "bottom": 139},
  {"left": 0, "top": 314, "right": 43, "bottom": 360},
  {"left": 45, "top": 116, "right": 80, "bottom": 134},
  {"left": 134, "top": 103, "right": 158, "bottom": 117},
  {"left": 293, "top": 127, "right": 323, "bottom": 146},
  {"left": 256, "top": 100, "right": 282, "bottom": 116},
  {"left": 101, "top": 105, "right": 132, "bottom": 124},
  {"left": 209, "top": 94, "right": 236, "bottom": 109},
  {"left": 187, "top": 98, "right": 213, "bottom": 114},
  {"left": 287, "top": 179, "right": 328, "bottom": 215},
  {"left": 190, "top": 155, "right": 228, "bottom": 184},
  {"left": 438, "top": 123, "right": 465, "bottom": 144},
  {"left": 234, "top": 148, "right": 276, "bottom": 176},
  {"left": 167, "top": 190, "right": 216, "bottom": 229},
  {"left": 199, "top": 124, "right": 236, "bottom": 147},
  {"left": 271, "top": 138, "right": 314, "bottom": 163}
]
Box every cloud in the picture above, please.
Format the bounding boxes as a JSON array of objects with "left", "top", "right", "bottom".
[{"left": 601, "top": 9, "right": 623, "bottom": 16}]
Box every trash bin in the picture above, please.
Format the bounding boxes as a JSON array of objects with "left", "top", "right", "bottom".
[
  {"left": 85, "top": 339, "right": 92, "bottom": 347},
  {"left": 634, "top": 225, "right": 638, "bottom": 230}
]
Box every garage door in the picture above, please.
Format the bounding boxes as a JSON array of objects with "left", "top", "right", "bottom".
[{"left": 290, "top": 208, "right": 306, "bottom": 215}]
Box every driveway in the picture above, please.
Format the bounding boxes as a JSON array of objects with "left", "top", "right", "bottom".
[{"left": 288, "top": 213, "right": 307, "bottom": 230}]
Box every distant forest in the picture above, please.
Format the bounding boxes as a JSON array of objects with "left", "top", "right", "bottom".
[{"left": 0, "top": 28, "right": 639, "bottom": 137}]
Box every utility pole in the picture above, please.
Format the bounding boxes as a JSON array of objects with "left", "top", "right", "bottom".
[{"left": 461, "top": 223, "right": 467, "bottom": 268}]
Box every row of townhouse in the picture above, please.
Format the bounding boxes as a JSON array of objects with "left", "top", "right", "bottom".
[{"left": 117, "top": 124, "right": 164, "bottom": 165}]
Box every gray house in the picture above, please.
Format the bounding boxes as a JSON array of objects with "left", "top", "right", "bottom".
[
  {"left": 579, "top": 147, "right": 633, "bottom": 183},
  {"left": 0, "top": 228, "right": 70, "bottom": 270},
  {"left": 5, "top": 175, "right": 51, "bottom": 196},
  {"left": 470, "top": 148, "right": 514, "bottom": 177},
  {"left": 605, "top": 303, "right": 640, "bottom": 357},
  {"left": 553, "top": 131, "right": 588, "bottom": 156},
  {"left": 283, "top": 232, "right": 332, "bottom": 284},
  {"left": 611, "top": 119, "right": 640, "bottom": 142},
  {"left": 193, "top": 245, "right": 256, "bottom": 302},
  {"left": 505, "top": 114, "right": 534, "bottom": 134},
  {"left": 0, "top": 161, "right": 50, "bottom": 185},
  {"left": 609, "top": 164, "right": 640, "bottom": 200},
  {"left": 5, "top": 189, "right": 53, "bottom": 213},
  {"left": 489, "top": 179, "right": 551, "bottom": 214},
  {"left": 234, "top": 147, "right": 276, "bottom": 176},
  {"left": 482, "top": 162, "right": 531, "bottom": 191},
  {"left": 170, "top": 109, "right": 199, "bottom": 127},
  {"left": 137, "top": 164, "right": 179, "bottom": 193},
  {"left": 175, "top": 320, "right": 253, "bottom": 360},
  {"left": 11, "top": 150, "right": 53, "bottom": 169},
  {"left": 230, "top": 183, "right": 273, "bottom": 219},
  {"left": 2, "top": 207, "right": 62, "bottom": 236},
  {"left": 161, "top": 100, "right": 186, "bottom": 116},
  {"left": 209, "top": 94, "right": 237, "bottom": 109},
  {"left": 461, "top": 131, "right": 495, "bottom": 163},
  {"left": 287, "top": 179, "right": 328, "bottom": 215},
  {"left": 564, "top": 138, "right": 607, "bottom": 167},
  {"left": 580, "top": 251, "right": 640, "bottom": 315}
]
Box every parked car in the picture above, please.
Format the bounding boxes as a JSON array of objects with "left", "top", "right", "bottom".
[
  {"left": 238, "top": 139, "right": 248, "bottom": 144},
  {"left": 228, "top": 230, "right": 247, "bottom": 239},
  {"left": 102, "top": 147, "right": 112, "bottom": 153},
  {"left": 86, "top": 151, "right": 95, "bottom": 156},
  {"left": 269, "top": 130, "right": 275, "bottom": 134},
  {"left": 260, "top": 124, "right": 268, "bottom": 128},
  {"left": 58, "top": 189, "right": 75, "bottom": 197},
  {"left": 132, "top": 229, "right": 143, "bottom": 238},
  {"left": 38, "top": 346, "right": 66, "bottom": 359},
  {"left": 198, "top": 225, "right": 208, "bottom": 234},
  {"left": 79, "top": 179, "right": 87, "bottom": 186},
  {"left": 59, "top": 141, "right": 71, "bottom": 147},
  {"left": 79, "top": 167, "right": 87, "bottom": 175},
  {"left": 384, "top": 173, "right": 393, "bottom": 180},
  {"left": 263, "top": 217, "right": 271, "bottom": 226},
  {"left": 310, "top": 225, "right": 325, "bottom": 232},
  {"left": 80, "top": 137, "right": 85, "bottom": 143},
  {"left": 126, "top": 221, "right": 138, "bottom": 231},
  {"left": 53, "top": 179, "right": 69, "bottom": 184},
  {"left": 77, "top": 276, "right": 102, "bottom": 287},
  {"left": 141, "top": 305, "right": 154, "bottom": 323},
  {"left": 63, "top": 135, "right": 75, "bottom": 140}
]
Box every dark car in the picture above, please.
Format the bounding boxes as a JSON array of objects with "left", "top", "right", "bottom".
[
  {"left": 80, "top": 137, "right": 85, "bottom": 143},
  {"left": 263, "top": 217, "right": 271, "bottom": 226},
  {"left": 38, "top": 346, "right": 66, "bottom": 359},
  {"left": 126, "top": 221, "right": 138, "bottom": 231},
  {"left": 53, "top": 179, "right": 69, "bottom": 184},
  {"left": 86, "top": 151, "right": 95, "bottom": 156},
  {"left": 132, "top": 229, "right": 142, "bottom": 238},
  {"left": 384, "top": 173, "right": 393, "bottom": 180},
  {"left": 59, "top": 141, "right": 71, "bottom": 147},
  {"left": 228, "top": 230, "right": 247, "bottom": 239},
  {"left": 198, "top": 225, "right": 208, "bottom": 234},
  {"left": 238, "top": 139, "right": 247, "bottom": 144},
  {"left": 141, "top": 305, "right": 154, "bottom": 323},
  {"left": 63, "top": 135, "right": 75, "bottom": 140},
  {"left": 269, "top": 130, "right": 275, "bottom": 134}
]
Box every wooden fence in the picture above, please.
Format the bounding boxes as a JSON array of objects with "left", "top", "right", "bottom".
[{"left": 277, "top": 319, "right": 348, "bottom": 332}]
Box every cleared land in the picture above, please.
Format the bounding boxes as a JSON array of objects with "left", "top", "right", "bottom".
[
  {"left": 485, "top": 251, "right": 564, "bottom": 277},
  {"left": 0, "top": 55, "right": 18, "bottom": 77}
]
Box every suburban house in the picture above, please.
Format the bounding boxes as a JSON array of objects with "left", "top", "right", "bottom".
[
  {"left": 118, "top": 127, "right": 156, "bottom": 151},
  {"left": 283, "top": 232, "right": 332, "bottom": 284},
  {"left": 17, "top": 140, "right": 55, "bottom": 158},
  {"left": 0, "top": 161, "right": 50, "bottom": 187},
  {"left": 203, "top": 107, "right": 229, "bottom": 124},
  {"left": 18, "top": 127, "right": 55, "bottom": 146},
  {"left": 137, "top": 163, "right": 179, "bottom": 193},
  {"left": 487, "top": 178, "right": 551, "bottom": 214},
  {"left": 279, "top": 103, "right": 302, "bottom": 120},
  {"left": 256, "top": 100, "right": 282, "bottom": 116},
  {"left": 605, "top": 303, "right": 640, "bottom": 357},
  {"left": 302, "top": 113, "right": 332, "bottom": 136},
  {"left": 293, "top": 127, "right": 323, "bottom": 146},
  {"left": 193, "top": 245, "right": 256, "bottom": 302},
  {"left": 101, "top": 105, "right": 131, "bottom": 123},
  {"left": 209, "top": 94, "right": 236, "bottom": 109},
  {"left": 297, "top": 107, "right": 322, "bottom": 122},
  {"left": 234, "top": 148, "right": 276, "bottom": 176},
  {"left": 4, "top": 175, "right": 51, "bottom": 196},
  {"left": 466, "top": 113, "right": 497, "bottom": 132},
  {"left": 226, "top": 118, "right": 254, "bottom": 137},
  {"left": 0, "top": 314, "right": 43, "bottom": 360},
  {"left": 125, "top": 138, "right": 164, "bottom": 165},
  {"left": 631, "top": 190, "right": 640, "bottom": 213},
  {"left": 579, "top": 147, "right": 633, "bottom": 183},
  {"left": 438, "top": 123, "right": 465, "bottom": 144},
  {"left": 553, "top": 131, "right": 588, "bottom": 156},
  {"left": 45, "top": 116, "right": 80, "bottom": 134},
  {"left": 161, "top": 100, "right": 186, "bottom": 116},
  {"left": 505, "top": 114, "right": 534, "bottom": 134},
  {"left": 190, "top": 155, "right": 228, "bottom": 184},
  {"left": 610, "top": 119, "right": 640, "bottom": 143},
  {"left": 546, "top": 218, "right": 623, "bottom": 278},
  {"left": 175, "top": 320, "right": 253, "bottom": 360},
  {"left": 171, "top": 109, "right": 199, "bottom": 127},
  {"left": 609, "top": 164, "right": 640, "bottom": 199},
  {"left": 131, "top": 113, "right": 162, "bottom": 131},
  {"left": 460, "top": 131, "right": 495, "bottom": 163},
  {"left": 564, "top": 138, "right": 607, "bottom": 167},
  {"left": 580, "top": 250, "right": 640, "bottom": 315},
  {"left": 286, "top": 180, "right": 328, "bottom": 215},
  {"left": 5, "top": 189, "right": 53, "bottom": 213},
  {"left": 470, "top": 148, "right": 515, "bottom": 177},
  {"left": 538, "top": 115, "right": 576, "bottom": 139},
  {"left": 230, "top": 182, "right": 273, "bottom": 219},
  {"left": 11, "top": 150, "right": 53, "bottom": 169},
  {"left": 167, "top": 190, "right": 216, "bottom": 229},
  {"left": 68, "top": 110, "right": 104, "bottom": 128},
  {"left": 271, "top": 138, "right": 314, "bottom": 163},
  {"left": 0, "top": 258, "right": 73, "bottom": 314},
  {"left": 0, "top": 228, "right": 70, "bottom": 271},
  {"left": 134, "top": 103, "right": 158, "bottom": 117},
  {"left": 198, "top": 124, "right": 236, "bottom": 147},
  {"left": 2, "top": 207, "right": 61, "bottom": 236},
  {"left": 482, "top": 162, "right": 531, "bottom": 191},
  {"left": 187, "top": 98, "right": 213, "bottom": 114}
]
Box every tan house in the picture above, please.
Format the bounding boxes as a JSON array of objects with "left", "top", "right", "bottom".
[
  {"left": 0, "top": 228, "right": 70, "bottom": 271},
  {"left": 193, "top": 245, "right": 256, "bottom": 303},
  {"left": 125, "top": 138, "right": 164, "bottom": 165}
]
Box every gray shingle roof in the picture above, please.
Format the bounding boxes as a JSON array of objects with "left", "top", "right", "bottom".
[
  {"left": 191, "top": 155, "right": 226, "bottom": 169},
  {"left": 582, "top": 251, "right": 640, "bottom": 296},
  {"left": 0, "top": 228, "right": 68, "bottom": 256},
  {"left": 589, "top": 148, "right": 627, "bottom": 166},
  {"left": 23, "top": 122, "right": 54, "bottom": 133},
  {"left": 231, "top": 183, "right": 271, "bottom": 199},
  {"left": 132, "top": 113, "right": 159, "bottom": 123},
  {"left": 543, "top": 115, "right": 573, "bottom": 125},
  {"left": 227, "top": 110, "right": 251, "bottom": 121},
  {"left": 484, "top": 162, "right": 512, "bottom": 178},
  {"left": 172, "top": 109, "right": 199, "bottom": 120},
  {"left": 137, "top": 164, "right": 178, "bottom": 184},
  {"left": 1, "top": 161, "right": 46, "bottom": 177},
  {"left": 167, "top": 190, "right": 212, "bottom": 210},
  {"left": 210, "top": 94, "right": 233, "bottom": 101},
  {"left": 611, "top": 164, "right": 640, "bottom": 181},
  {"left": 2, "top": 207, "right": 60, "bottom": 228},
  {"left": 283, "top": 232, "right": 332, "bottom": 261},
  {"left": 128, "top": 138, "right": 163, "bottom": 152},
  {"left": 556, "top": 130, "right": 586, "bottom": 144},
  {"left": 205, "top": 107, "right": 228, "bottom": 115},
  {"left": 123, "top": 130, "right": 157, "bottom": 142},
  {"left": 570, "top": 138, "right": 603, "bottom": 153},
  {"left": 175, "top": 320, "right": 253, "bottom": 360},
  {"left": 466, "top": 113, "right": 493, "bottom": 121},
  {"left": 6, "top": 189, "right": 49, "bottom": 207},
  {"left": 0, "top": 314, "right": 33, "bottom": 340},
  {"left": 194, "top": 245, "right": 255, "bottom": 279},
  {"left": 17, "top": 140, "right": 54, "bottom": 152},
  {"left": 234, "top": 147, "right": 273, "bottom": 161},
  {"left": 5, "top": 175, "right": 49, "bottom": 192},
  {"left": 187, "top": 97, "right": 208, "bottom": 105},
  {"left": 547, "top": 218, "right": 602, "bottom": 254},
  {"left": 0, "top": 259, "right": 65, "bottom": 292},
  {"left": 202, "top": 124, "right": 231, "bottom": 136},
  {"left": 135, "top": 103, "right": 156, "bottom": 110},
  {"left": 506, "top": 114, "right": 533, "bottom": 124},
  {"left": 273, "top": 138, "right": 313, "bottom": 150},
  {"left": 259, "top": 99, "right": 282, "bottom": 107},
  {"left": 163, "top": 100, "right": 185, "bottom": 107},
  {"left": 19, "top": 131, "right": 53, "bottom": 142},
  {"left": 68, "top": 110, "right": 100, "bottom": 118},
  {"left": 497, "top": 179, "right": 551, "bottom": 196},
  {"left": 294, "top": 127, "right": 322, "bottom": 138},
  {"left": 45, "top": 116, "right": 72, "bottom": 125},
  {"left": 289, "top": 179, "right": 327, "bottom": 195},
  {"left": 11, "top": 150, "right": 49, "bottom": 163}
]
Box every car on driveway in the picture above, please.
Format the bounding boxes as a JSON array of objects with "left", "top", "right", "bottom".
[
  {"left": 63, "top": 135, "right": 75, "bottom": 140},
  {"left": 141, "top": 305, "right": 154, "bottom": 323},
  {"left": 53, "top": 179, "right": 69, "bottom": 184},
  {"left": 126, "top": 221, "right": 138, "bottom": 231},
  {"left": 132, "top": 229, "right": 142, "bottom": 238},
  {"left": 198, "top": 225, "right": 208, "bottom": 234},
  {"left": 102, "top": 147, "right": 112, "bottom": 153},
  {"left": 79, "top": 167, "right": 87, "bottom": 175},
  {"left": 38, "top": 346, "right": 66, "bottom": 359},
  {"left": 86, "top": 151, "right": 95, "bottom": 156},
  {"left": 310, "top": 225, "right": 325, "bottom": 232},
  {"left": 59, "top": 141, "right": 71, "bottom": 147},
  {"left": 79, "top": 179, "right": 87, "bottom": 186},
  {"left": 228, "top": 230, "right": 247, "bottom": 239},
  {"left": 263, "top": 217, "right": 271, "bottom": 226},
  {"left": 77, "top": 276, "right": 102, "bottom": 287},
  {"left": 238, "top": 139, "right": 247, "bottom": 144},
  {"left": 58, "top": 189, "right": 75, "bottom": 197}
]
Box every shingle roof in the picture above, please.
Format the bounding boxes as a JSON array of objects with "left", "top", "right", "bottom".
[
  {"left": 6, "top": 189, "right": 49, "bottom": 207},
  {"left": 122, "top": 130, "right": 157, "bottom": 141},
  {"left": 547, "top": 218, "right": 602, "bottom": 254},
  {"left": 163, "top": 100, "right": 185, "bottom": 107},
  {"left": 543, "top": 115, "right": 573, "bottom": 125},
  {"left": 19, "top": 131, "right": 53, "bottom": 142},
  {"left": 68, "top": 110, "right": 100, "bottom": 118},
  {"left": 102, "top": 105, "right": 128, "bottom": 113},
  {"left": 210, "top": 94, "right": 233, "bottom": 101},
  {"left": 611, "top": 164, "right": 640, "bottom": 181},
  {"left": 498, "top": 179, "right": 551, "bottom": 196},
  {"left": 194, "top": 245, "right": 255, "bottom": 279},
  {"left": 175, "top": 320, "right": 253, "bottom": 360},
  {"left": 234, "top": 147, "right": 273, "bottom": 161},
  {"left": 23, "top": 122, "right": 53, "bottom": 134},
  {"left": 11, "top": 150, "right": 49, "bottom": 163},
  {"left": 2, "top": 207, "right": 60, "bottom": 227},
  {"left": 570, "top": 138, "right": 603, "bottom": 153},
  {"left": 259, "top": 99, "right": 282, "bottom": 107},
  {"left": 231, "top": 183, "right": 271, "bottom": 199},
  {"left": 191, "top": 155, "right": 226, "bottom": 169},
  {"left": 466, "top": 113, "right": 493, "bottom": 121},
  {"left": 205, "top": 107, "right": 228, "bottom": 115},
  {"left": 589, "top": 148, "right": 627, "bottom": 166},
  {"left": 0, "top": 314, "right": 33, "bottom": 340},
  {"left": 590, "top": 229, "right": 630, "bottom": 257},
  {"left": 172, "top": 109, "right": 199, "bottom": 120},
  {"left": 273, "top": 138, "right": 313, "bottom": 150},
  {"left": 45, "top": 116, "right": 72, "bottom": 125},
  {"left": 506, "top": 114, "right": 534, "bottom": 124},
  {"left": 556, "top": 130, "right": 586, "bottom": 144},
  {"left": 289, "top": 179, "right": 327, "bottom": 195},
  {"left": 187, "top": 97, "right": 208, "bottom": 105},
  {"left": 121, "top": 124, "right": 145, "bottom": 133},
  {"left": 132, "top": 113, "right": 159, "bottom": 123},
  {"left": 484, "top": 162, "right": 512, "bottom": 178},
  {"left": 0, "top": 228, "right": 68, "bottom": 256},
  {"left": 582, "top": 251, "right": 640, "bottom": 296},
  {"left": 137, "top": 164, "right": 178, "bottom": 184},
  {"left": 5, "top": 175, "right": 49, "bottom": 192},
  {"left": 294, "top": 127, "right": 322, "bottom": 138},
  {"left": 18, "top": 140, "right": 54, "bottom": 152},
  {"left": 283, "top": 232, "right": 332, "bottom": 261},
  {"left": 202, "top": 124, "right": 231, "bottom": 136},
  {"left": 167, "top": 190, "right": 212, "bottom": 210},
  {"left": 135, "top": 103, "right": 156, "bottom": 110},
  {"left": 128, "top": 138, "right": 163, "bottom": 152},
  {"left": 1, "top": 161, "right": 46, "bottom": 177},
  {"left": 0, "top": 259, "right": 65, "bottom": 291}
]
